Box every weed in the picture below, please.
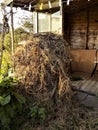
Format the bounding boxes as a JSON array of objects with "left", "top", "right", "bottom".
[{"left": 0, "top": 77, "right": 25, "bottom": 130}]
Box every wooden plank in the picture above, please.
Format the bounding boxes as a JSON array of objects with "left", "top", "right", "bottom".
[
  {"left": 76, "top": 80, "right": 87, "bottom": 89},
  {"left": 86, "top": 80, "right": 97, "bottom": 91},
  {"left": 71, "top": 72, "right": 98, "bottom": 95},
  {"left": 81, "top": 80, "right": 92, "bottom": 90},
  {"left": 92, "top": 82, "right": 98, "bottom": 94},
  {"left": 71, "top": 80, "right": 81, "bottom": 86}
]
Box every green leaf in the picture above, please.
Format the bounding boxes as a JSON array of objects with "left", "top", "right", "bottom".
[
  {"left": 0, "top": 95, "right": 11, "bottom": 106},
  {"left": 30, "top": 106, "right": 38, "bottom": 118},
  {"left": 14, "top": 93, "right": 25, "bottom": 104},
  {"left": 0, "top": 107, "right": 10, "bottom": 127},
  {"left": 38, "top": 107, "right": 46, "bottom": 121}
]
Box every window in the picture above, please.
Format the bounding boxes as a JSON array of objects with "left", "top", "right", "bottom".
[{"left": 33, "top": 11, "right": 62, "bottom": 34}]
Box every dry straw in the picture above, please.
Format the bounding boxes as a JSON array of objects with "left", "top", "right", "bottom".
[
  {"left": 14, "top": 32, "right": 72, "bottom": 101},
  {"left": 14, "top": 33, "right": 98, "bottom": 130}
]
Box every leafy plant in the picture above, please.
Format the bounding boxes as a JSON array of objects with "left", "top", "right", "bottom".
[
  {"left": 29, "top": 105, "right": 46, "bottom": 126},
  {"left": 0, "top": 77, "right": 26, "bottom": 130}
]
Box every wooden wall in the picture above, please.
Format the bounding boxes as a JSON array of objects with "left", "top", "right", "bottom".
[
  {"left": 70, "top": 49, "right": 96, "bottom": 73},
  {"left": 64, "top": 6, "right": 98, "bottom": 49}
]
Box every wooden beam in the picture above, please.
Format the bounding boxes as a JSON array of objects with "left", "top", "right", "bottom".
[{"left": 34, "top": 1, "right": 59, "bottom": 11}]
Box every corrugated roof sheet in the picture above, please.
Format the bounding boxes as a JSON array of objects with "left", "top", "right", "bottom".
[{"left": 3, "top": 0, "right": 98, "bottom": 14}]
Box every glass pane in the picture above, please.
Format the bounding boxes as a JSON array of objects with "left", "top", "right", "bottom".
[
  {"left": 38, "top": 13, "right": 50, "bottom": 32},
  {"left": 52, "top": 11, "right": 62, "bottom": 34}
]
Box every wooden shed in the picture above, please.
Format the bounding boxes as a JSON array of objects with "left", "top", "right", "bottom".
[
  {"left": 1, "top": 0, "right": 97, "bottom": 71},
  {"left": 3, "top": 0, "right": 98, "bottom": 73},
  {"left": 61, "top": 0, "right": 98, "bottom": 73}
]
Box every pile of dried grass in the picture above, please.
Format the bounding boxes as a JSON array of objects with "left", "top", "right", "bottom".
[
  {"left": 14, "top": 32, "right": 72, "bottom": 101},
  {"left": 14, "top": 33, "right": 98, "bottom": 130}
]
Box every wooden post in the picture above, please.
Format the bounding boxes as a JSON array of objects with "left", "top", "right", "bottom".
[
  {"left": 61, "top": 0, "right": 70, "bottom": 44},
  {"left": 49, "top": 14, "right": 52, "bottom": 32},
  {"left": 62, "top": 0, "right": 65, "bottom": 39},
  {"left": 10, "top": 3, "right": 14, "bottom": 71},
  {"left": 37, "top": 11, "right": 39, "bottom": 33},
  {"left": 86, "top": 9, "right": 89, "bottom": 49},
  {"left": 10, "top": 3, "right": 14, "bottom": 55},
  {"left": 0, "top": 14, "right": 5, "bottom": 74}
]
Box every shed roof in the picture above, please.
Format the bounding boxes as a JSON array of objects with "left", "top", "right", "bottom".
[
  {"left": 3, "top": 0, "right": 98, "bottom": 14},
  {"left": 4, "top": 0, "right": 60, "bottom": 13}
]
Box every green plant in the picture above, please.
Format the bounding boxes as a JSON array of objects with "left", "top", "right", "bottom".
[
  {"left": 29, "top": 105, "right": 46, "bottom": 126},
  {"left": 0, "top": 77, "right": 25, "bottom": 130},
  {"left": 0, "top": 49, "right": 11, "bottom": 78}
]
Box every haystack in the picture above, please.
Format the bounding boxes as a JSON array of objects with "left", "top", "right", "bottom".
[
  {"left": 14, "top": 32, "right": 72, "bottom": 102},
  {"left": 14, "top": 33, "right": 97, "bottom": 130}
]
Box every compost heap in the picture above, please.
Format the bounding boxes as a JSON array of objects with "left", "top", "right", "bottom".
[
  {"left": 14, "top": 32, "right": 72, "bottom": 101},
  {"left": 14, "top": 33, "right": 98, "bottom": 130}
]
